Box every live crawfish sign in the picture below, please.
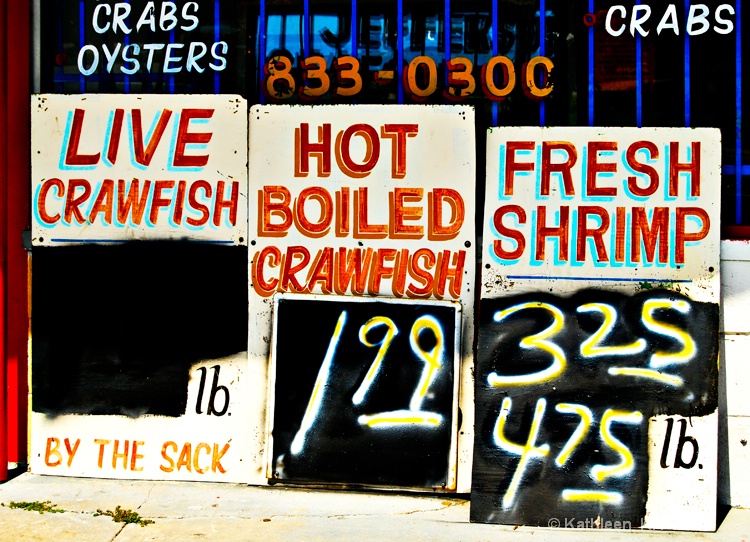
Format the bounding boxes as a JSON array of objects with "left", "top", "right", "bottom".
[
  {"left": 31, "top": 93, "right": 248, "bottom": 245},
  {"left": 29, "top": 94, "right": 251, "bottom": 483},
  {"left": 472, "top": 127, "right": 721, "bottom": 530}
]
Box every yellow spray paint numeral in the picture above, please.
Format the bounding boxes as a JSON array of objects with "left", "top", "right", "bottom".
[
  {"left": 290, "top": 310, "right": 348, "bottom": 455},
  {"left": 358, "top": 315, "right": 445, "bottom": 427},
  {"left": 352, "top": 317, "right": 398, "bottom": 406},
  {"left": 578, "top": 303, "right": 646, "bottom": 358},
  {"left": 493, "top": 397, "right": 550, "bottom": 509},
  {"left": 408, "top": 315, "right": 444, "bottom": 411},
  {"left": 591, "top": 409, "right": 643, "bottom": 482},
  {"left": 554, "top": 403, "right": 593, "bottom": 467},
  {"left": 488, "top": 302, "right": 566, "bottom": 387},
  {"left": 642, "top": 298, "right": 696, "bottom": 368}
]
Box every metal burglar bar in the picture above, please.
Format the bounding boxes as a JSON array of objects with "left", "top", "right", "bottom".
[
  {"left": 684, "top": 0, "right": 691, "bottom": 126},
  {"left": 588, "top": 0, "right": 594, "bottom": 126},
  {"left": 539, "top": 0, "right": 546, "bottom": 126},
  {"left": 733, "top": 0, "right": 743, "bottom": 224},
  {"left": 397, "top": 0, "right": 403, "bottom": 103},
  {"left": 635, "top": 0, "right": 643, "bottom": 127}
]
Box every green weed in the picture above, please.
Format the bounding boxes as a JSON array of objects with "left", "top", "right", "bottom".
[
  {"left": 95, "top": 505, "right": 154, "bottom": 527},
  {"left": 3, "top": 500, "right": 64, "bottom": 514}
]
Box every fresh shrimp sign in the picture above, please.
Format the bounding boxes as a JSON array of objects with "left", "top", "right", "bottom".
[
  {"left": 472, "top": 127, "right": 721, "bottom": 531},
  {"left": 31, "top": 94, "right": 248, "bottom": 245}
]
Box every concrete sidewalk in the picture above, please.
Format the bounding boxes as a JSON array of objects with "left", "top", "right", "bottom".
[{"left": 0, "top": 472, "right": 747, "bottom": 541}]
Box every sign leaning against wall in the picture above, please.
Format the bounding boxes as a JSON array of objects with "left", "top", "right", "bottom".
[
  {"left": 472, "top": 127, "right": 721, "bottom": 530},
  {"left": 31, "top": 94, "right": 248, "bottom": 245},
  {"left": 30, "top": 94, "right": 252, "bottom": 483},
  {"left": 248, "top": 105, "right": 476, "bottom": 491}
]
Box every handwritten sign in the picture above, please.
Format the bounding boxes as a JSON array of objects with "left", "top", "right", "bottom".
[
  {"left": 600, "top": 4, "right": 735, "bottom": 37},
  {"left": 31, "top": 356, "right": 250, "bottom": 482},
  {"left": 267, "top": 294, "right": 460, "bottom": 489},
  {"left": 247, "top": 104, "right": 476, "bottom": 490},
  {"left": 482, "top": 127, "right": 720, "bottom": 283},
  {"left": 77, "top": 2, "right": 228, "bottom": 76},
  {"left": 472, "top": 127, "right": 720, "bottom": 531},
  {"left": 29, "top": 242, "right": 251, "bottom": 482},
  {"left": 31, "top": 94, "right": 247, "bottom": 245}
]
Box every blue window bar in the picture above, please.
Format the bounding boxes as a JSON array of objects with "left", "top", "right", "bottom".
[{"left": 40, "top": 0, "right": 750, "bottom": 236}]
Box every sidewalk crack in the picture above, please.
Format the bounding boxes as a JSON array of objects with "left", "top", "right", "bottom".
[{"left": 109, "top": 523, "right": 127, "bottom": 542}]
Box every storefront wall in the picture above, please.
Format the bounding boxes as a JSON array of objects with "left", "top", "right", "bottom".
[
  {"left": 3, "top": 0, "right": 749, "bottom": 522},
  {"left": 719, "top": 239, "right": 750, "bottom": 507}
]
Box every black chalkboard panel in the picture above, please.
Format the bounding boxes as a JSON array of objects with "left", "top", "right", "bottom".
[
  {"left": 470, "top": 289, "right": 719, "bottom": 526},
  {"left": 32, "top": 242, "right": 248, "bottom": 418},
  {"left": 269, "top": 294, "right": 460, "bottom": 490}
]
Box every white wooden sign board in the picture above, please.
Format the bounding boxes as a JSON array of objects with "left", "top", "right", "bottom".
[
  {"left": 30, "top": 355, "right": 251, "bottom": 482},
  {"left": 31, "top": 94, "right": 248, "bottom": 246},
  {"left": 472, "top": 127, "right": 721, "bottom": 531},
  {"left": 247, "top": 105, "right": 476, "bottom": 491}
]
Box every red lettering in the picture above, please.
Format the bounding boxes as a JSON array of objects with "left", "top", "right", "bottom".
[
  {"left": 586, "top": 142, "right": 618, "bottom": 197},
  {"left": 541, "top": 141, "right": 577, "bottom": 196},
  {"left": 295, "top": 186, "right": 333, "bottom": 237},
  {"left": 213, "top": 180, "right": 238, "bottom": 227},
  {"left": 435, "top": 250, "right": 465, "bottom": 299},
  {"left": 391, "top": 187, "right": 424, "bottom": 239},
  {"left": 504, "top": 141, "right": 535, "bottom": 196},
  {"left": 88, "top": 179, "right": 115, "bottom": 224},
  {"left": 675, "top": 207, "right": 710, "bottom": 264},
  {"left": 172, "top": 180, "right": 187, "bottom": 225},
  {"left": 64, "top": 109, "right": 100, "bottom": 166},
  {"left": 117, "top": 179, "right": 151, "bottom": 226},
  {"left": 336, "top": 124, "right": 380, "bottom": 178},
  {"left": 251, "top": 246, "right": 282, "bottom": 297},
  {"left": 576, "top": 206, "right": 610, "bottom": 263},
  {"left": 37, "top": 179, "right": 65, "bottom": 224},
  {"left": 295, "top": 123, "right": 331, "bottom": 177},
  {"left": 429, "top": 188, "right": 465, "bottom": 241},
  {"left": 131, "top": 108, "right": 172, "bottom": 167},
  {"left": 368, "top": 248, "right": 398, "bottom": 294},
  {"left": 149, "top": 180, "right": 175, "bottom": 225},
  {"left": 281, "top": 246, "right": 311, "bottom": 292},
  {"left": 187, "top": 180, "right": 211, "bottom": 226},
  {"left": 670, "top": 142, "right": 701, "bottom": 197},
  {"left": 626, "top": 141, "right": 660, "bottom": 197},
  {"left": 64, "top": 179, "right": 92, "bottom": 224},
  {"left": 354, "top": 187, "right": 388, "bottom": 238},
  {"left": 173, "top": 109, "right": 213, "bottom": 168},
  {"left": 334, "top": 247, "right": 373, "bottom": 295},
  {"left": 406, "top": 248, "right": 436, "bottom": 298},
  {"left": 493, "top": 205, "right": 527, "bottom": 260},
  {"left": 535, "top": 206, "right": 570, "bottom": 262},
  {"left": 258, "top": 186, "right": 292, "bottom": 236},
  {"left": 381, "top": 124, "right": 418, "bottom": 178},
  {"left": 106, "top": 109, "right": 125, "bottom": 165},
  {"left": 631, "top": 207, "right": 670, "bottom": 264},
  {"left": 336, "top": 187, "right": 350, "bottom": 237},
  {"left": 306, "top": 247, "right": 334, "bottom": 294}
]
